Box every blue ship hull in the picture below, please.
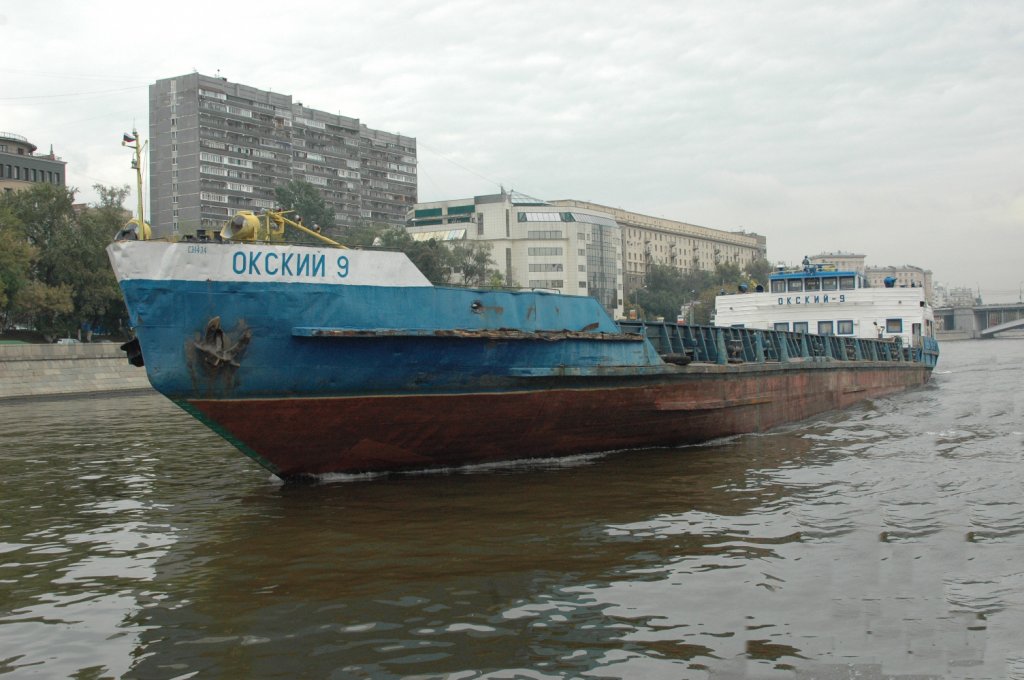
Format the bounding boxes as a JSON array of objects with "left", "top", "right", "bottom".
[{"left": 108, "top": 240, "right": 936, "bottom": 478}]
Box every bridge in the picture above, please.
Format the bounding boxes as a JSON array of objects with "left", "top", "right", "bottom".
[{"left": 935, "top": 302, "right": 1024, "bottom": 338}]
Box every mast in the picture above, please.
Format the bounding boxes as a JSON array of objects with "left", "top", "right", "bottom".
[{"left": 121, "top": 128, "right": 150, "bottom": 240}]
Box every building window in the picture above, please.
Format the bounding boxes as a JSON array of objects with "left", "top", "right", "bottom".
[
  {"left": 818, "top": 321, "right": 834, "bottom": 335},
  {"left": 837, "top": 320, "right": 854, "bottom": 335},
  {"left": 579, "top": 282, "right": 587, "bottom": 288},
  {"left": 528, "top": 247, "right": 562, "bottom": 256},
  {"left": 773, "top": 322, "right": 790, "bottom": 331},
  {"left": 886, "top": 318, "right": 903, "bottom": 333},
  {"left": 793, "top": 322, "right": 809, "bottom": 333},
  {"left": 477, "top": 213, "right": 484, "bottom": 236}
]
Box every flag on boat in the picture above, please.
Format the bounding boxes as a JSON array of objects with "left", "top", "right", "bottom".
[{"left": 123, "top": 133, "right": 136, "bottom": 144}]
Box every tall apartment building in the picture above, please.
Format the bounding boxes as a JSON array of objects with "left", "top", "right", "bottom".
[
  {"left": 0, "top": 132, "right": 66, "bottom": 195},
  {"left": 551, "top": 200, "right": 767, "bottom": 303},
  {"left": 408, "top": 192, "right": 623, "bottom": 317},
  {"left": 149, "top": 73, "right": 416, "bottom": 237}
]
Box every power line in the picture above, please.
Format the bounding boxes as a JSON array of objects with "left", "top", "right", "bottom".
[
  {"left": 416, "top": 139, "right": 502, "bottom": 188},
  {"left": 0, "top": 67, "right": 148, "bottom": 85},
  {"left": 0, "top": 85, "right": 143, "bottom": 101}
]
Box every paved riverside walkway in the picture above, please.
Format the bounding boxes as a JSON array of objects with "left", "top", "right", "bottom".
[{"left": 0, "top": 342, "right": 152, "bottom": 400}]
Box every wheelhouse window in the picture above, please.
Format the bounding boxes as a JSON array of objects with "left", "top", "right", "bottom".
[
  {"left": 837, "top": 320, "right": 854, "bottom": 335},
  {"left": 787, "top": 278, "right": 803, "bottom": 292},
  {"left": 818, "top": 321, "right": 834, "bottom": 335},
  {"left": 886, "top": 318, "right": 903, "bottom": 333},
  {"left": 773, "top": 322, "right": 790, "bottom": 331},
  {"left": 839, "top": 276, "right": 856, "bottom": 290},
  {"left": 805, "top": 277, "right": 821, "bottom": 291},
  {"left": 821, "top": 277, "right": 838, "bottom": 291},
  {"left": 770, "top": 279, "right": 786, "bottom": 293},
  {"left": 793, "top": 322, "right": 809, "bottom": 333}
]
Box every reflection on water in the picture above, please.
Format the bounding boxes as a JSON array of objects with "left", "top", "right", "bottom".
[{"left": 2, "top": 339, "right": 1023, "bottom": 678}]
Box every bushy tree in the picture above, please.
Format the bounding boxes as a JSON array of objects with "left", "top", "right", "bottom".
[
  {"left": 632, "top": 257, "right": 776, "bottom": 324},
  {"left": 0, "top": 183, "right": 132, "bottom": 339},
  {"left": 449, "top": 241, "right": 499, "bottom": 287},
  {"left": 69, "top": 185, "right": 132, "bottom": 334},
  {"left": 274, "top": 180, "right": 335, "bottom": 239},
  {"left": 745, "top": 257, "right": 773, "bottom": 287},
  {"left": 10, "top": 280, "right": 74, "bottom": 338},
  {"left": 0, "top": 203, "right": 36, "bottom": 317},
  {"left": 342, "top": 224, "right": 499, "bottom": 287},
  {"left": 0, "top": 185, "right": 77, "bottom": 336},
  {"left": 635, "top": 264, "right": 710, "bottom": 322}
]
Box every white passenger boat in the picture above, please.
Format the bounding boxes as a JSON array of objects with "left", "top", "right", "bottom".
[{"left": 713, "top": 260, "right": 939, "bottom": 365}]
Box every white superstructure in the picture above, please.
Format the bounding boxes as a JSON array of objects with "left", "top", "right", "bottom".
[{"left": 714, "top": 264, "right": 936, "bottom": 348}]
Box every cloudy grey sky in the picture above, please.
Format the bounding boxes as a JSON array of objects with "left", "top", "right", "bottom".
[{"left": 3, "top": 1, "right": 1022, "bottom": 300}]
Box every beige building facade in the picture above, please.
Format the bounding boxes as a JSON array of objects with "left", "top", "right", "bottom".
[
  {"left": 866, "top": 265, "right": 934, "bottom": 305},
  {"left": 808, "top": 252, "right": 867, "bottom": 274},
  {"left": 551, "top": 200, "right": 767, "bottom": 304},
  {"left": 408, "top": 193, "right": 624, "bottom": 317}
]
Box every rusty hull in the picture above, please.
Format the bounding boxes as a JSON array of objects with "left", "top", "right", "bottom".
[{"left": 185, "top": 361, "right": 929, "bottom": 478}]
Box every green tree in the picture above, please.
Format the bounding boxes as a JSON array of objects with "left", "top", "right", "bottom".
[
  {"left": 0, "top": 203, "right": 36, "bottom": 319},
  {"left": 449, "top": 241, "right": 499, "bottom": 287},
  {"left": 5, "top": 184, "right": 77, "bottom": 287},
  {"left": 10, "top": 280, "right": 74, "bottom": 339},
  {"left": 370, "top": 227, "right": 453, "bottom": 284},
  {"left": 0, "top": 183, "right": 132, "bottom": 338},
  {"left": 341, "top": 221, "right": 390, "bottom": 248},
  {"left": 744, "top": 257, "right": 773, "bottom": 288},
  {"left": 274, "top": 180, "right": 335, "bottom": 239},
  {"left": 713, "top": 261, "right": 744, "bottom": 292},
  {"left": 407, "top": 239, "right": 457, "bottom": 284},
  {"left": 0, "top": 185, "right": 78, "bottom": 335},
  {"left": 68, "top": 185, "right": 132, "bottom": 334},
  {"left": 634, "top": 264, "right": 710, "bottom": 322}
]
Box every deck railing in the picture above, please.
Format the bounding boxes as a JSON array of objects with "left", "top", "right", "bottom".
[{"left": 619, "top": 321, "right": 938, "bottom": 368}]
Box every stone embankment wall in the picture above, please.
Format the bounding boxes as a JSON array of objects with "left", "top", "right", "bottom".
[{"left": 0, "top": 343, "right": 152, "bottom": 400}]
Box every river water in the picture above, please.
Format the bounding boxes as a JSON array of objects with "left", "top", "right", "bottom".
[{"left": 1, "top": 339, "right": 1022, "bottom": 679}]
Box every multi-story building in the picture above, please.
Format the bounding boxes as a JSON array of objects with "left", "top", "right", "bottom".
[
  {"left": 551, "top": 200, "right": 767, "bottom": 304},
  {"left": 865, "top": 265, "right": 934, "bottom": 305},
  {"left": 408, "top": 192, "right": 623, "bottom": 317},
  {"left": 0, "top": 132, "right": 66, "bottom": 195},
  {"left": 808, "top": 252, "right": 866, "bottom": 274},
  {"left": 945, "top": 286, "right": 978, "bottom": 308},
  {"left": 149, "top": 73, "right": 416, "bottom": 237}
]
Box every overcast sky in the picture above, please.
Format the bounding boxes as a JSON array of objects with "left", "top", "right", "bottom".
[{"left": 3, "top": 1, "right": 1022, "bottom": 301}]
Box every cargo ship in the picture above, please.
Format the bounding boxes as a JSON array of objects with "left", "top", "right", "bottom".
[{"left": 106, "top": 204, "right": 938, "bottom": 479}]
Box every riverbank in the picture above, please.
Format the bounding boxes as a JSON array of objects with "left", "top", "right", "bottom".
[{"left": 0, "top": 342, "right": 152, "bottom": 400}]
